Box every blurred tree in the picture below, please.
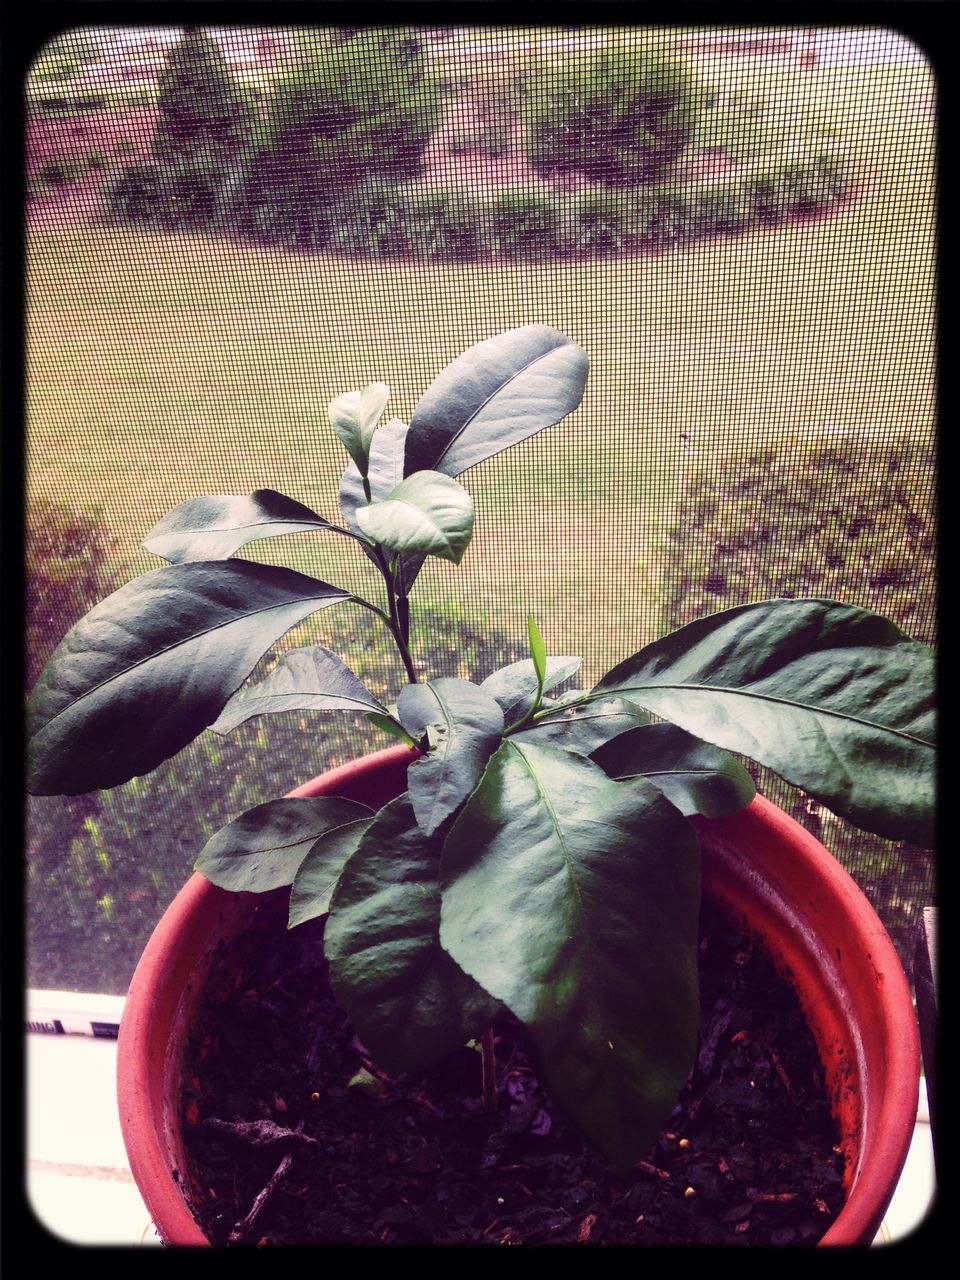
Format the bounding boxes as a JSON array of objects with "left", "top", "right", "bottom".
[
  {"left": 258, "top": 27, "right": 443, "bottom": 191},
  {"left": 153, "top": 27, "right": 255, "bottom": 167},
  {"left": 522, "top": 42, "right": 708, "bottom": 186}
]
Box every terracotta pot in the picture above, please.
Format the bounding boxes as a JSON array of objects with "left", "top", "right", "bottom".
[{"left": 117, "top": 744, "right": 919, "bottom": 1246}]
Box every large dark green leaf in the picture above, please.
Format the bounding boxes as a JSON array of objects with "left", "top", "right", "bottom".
[
  {"left": 324, "top": 794, "right": 502, "bottom": 1073},
  {"left": 288, "top": 817, "right": 375, "bottom": 926},
  {"left": 481, "top": 655, "right": 582, "bottom": 724},
  {"left": 591, "top": 723, "right": 756, "bottom": 817},
  {"left": 592, "top": 599, "right": 936, "bottom": 844},
  {"left": 211, "top": 645, "right": 388, "bottom": 734},
  {"left": 195, "top": 797, "right": 372, "bottom": 893},
  {"left": 403, "top": 325, "right": 589, "bottom": 478},
  {"left": 26, "top": 561, "right": 350, "bottom": 795},
  {"left": 397, "top": 679, "right": 504, "bottom": 836},
  {"left": 439, "top": 741, "right": 701, "bottom": 1170},
  {"left": 143, "top": 490, "right": 347, "bottom": 564}
]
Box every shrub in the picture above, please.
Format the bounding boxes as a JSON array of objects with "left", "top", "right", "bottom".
[
  {"left": 658, "top": 438, "right": 937, "bottom": 642},
  {"left": 155, "top": 154, "right": 228, "bottom": 230},
  {"left": 256, "top": 28, "right": 443, "bottom": 199},
  {"left": 521, "top": 43, "right": 706, "bottom": 186},
  {"left": 486, "top": 186, "right": 561, "bottom": 258},
  {"left": 385, "top": 184, "right": 486, "bottom": 260},
  {"left": 554, "top": 187, "right": 629, "bottom": 255},
  {"left": 27, "top": 608, "right": 525, "bottom": 994},
  {"left": 654, "top": 436, "right": 936, "bottom": 965},
  {"left": 99, "top": 30, "right": 253, "bottom": 233},
  {"left": 447, "top": 70, "right": 519, "bottom": 159},
  {"left": 29, "top": 30, "right": 102, "bottom": 87},
  {"left": 35, "top": 156, "right": 87, "bottom": 188},
  {"left": 685, "top": 182, "right": 754, "bottom": 235},
  {"left": 152, "top": 27, "right": 255, "bottom": 169},
  {"left": 745, "top": 169, "right": 789, "bottom": 223},
  {"left": 447, "top": 116, "right": 511, "bottom": 158},
  {"left": 634, "top": 187, "right": 690, "bottom": 246},
  {"left": 102, "top": 160, "right": 165, "bottom": 225},
  {"left": 236, "top": 141, "right": 337, "bottom": 249},
  {"left": 324, "top": 176, "right": 415, "bottom": 259},
  {"left": 26, "top": 499, "right": 115, "bottom": 691}
]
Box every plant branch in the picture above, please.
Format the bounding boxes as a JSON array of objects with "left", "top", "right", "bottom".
[
  {"left": 228, "top": 1120, "right": 304, "bottom": 1244},
  {"left": 371, "top": 543, "right": 419, "bottom": 684}
]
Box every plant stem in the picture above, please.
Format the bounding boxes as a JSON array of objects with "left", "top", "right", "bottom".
[
  {"left": 481, "top": 1026, "right": 498, "bottom": 1117},
  {"left": 372, "top": 545, "right": 418, "bottom": 684},
  {"left": 359, "top": 473, "right": 417, "bottom": 681}
]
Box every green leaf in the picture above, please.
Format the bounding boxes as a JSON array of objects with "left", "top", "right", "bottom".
[
  {"left": 338, "top": 417, "right": 408, "bottom": 535},
  {"left": 338, "top": 417, "right": 431, "bottom": 596},
  {"left": 365, "top": 711, "right": 418, "bottom": 747},
  {"left": 26, "top": 561, "right": 350, "bottom": 795},
  {"left": 211, "top": 645, "right": 388, "bottom": 734},
  {"left": 591, "top": 723, "right": 756, "bottom": 817},
  {"left": 328, "top": 382, "right": 391, "bottom": 477},
  {"left": 288, "top": 817, "right": 374, "bottom": 926},
  {"left": 324, "top": 794, "right": 502, "bottom": 1073},
  {"left": 439, "top": 741, "right": 701, "bottom": 1170},
  {"left": 195, "top": 797, "right": 372, "bottom": 894},
  {"left": 397, "top": 679, "right": 504, "bottom": 836},
  {"left": 514, "top": 695, "right": 652, "bottom": 755},
  {"left": 481, "top": 655, "right": 582, "bottom": 725},
  {"left": 355, "top": 471, "right": 475, "bottom": 565},
  {"left": 346, "top": 1067, "right": 391, "bottom": 1101},
  {"left": 142, "top": 490, "right": 347, "bottom": 564},
  {"left": 404, "top": 325, "right": 589, "bottom": 478},
  {"left": 527, "top": 615, "right": 547, "bottom": 688},
  {"left": 593, "top": 599, "right": 936, "bottom": 844}
]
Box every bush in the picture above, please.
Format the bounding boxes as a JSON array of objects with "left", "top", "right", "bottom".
[
  {"left": 447, "top": 116, "right": 512, "bottom": 158},
  {"left": 324, "top": 177, "right": 416, "bottom": 259},
  {"left": 521, "top": 43, "right": 706, "bottom": 186},
  {"left": 102, "top": 160, "right": 166, "bottom": 225},
  {"left": 153, "top": 27, "right": 255, "bottom": 169},
  {"left": 446, "top": 71, "right": 519, "bottom": 159},
  {"left": 658, "top": 438, "right": 937, "bottom": 643},
  {"left": 235, "top": 141, "right": 337, "bottom": 249},
  {"left": 155, "top": 154, "right": 231, "bottom": 229},
  {"left": 391, "top": 184, "right": 490, "bottom": 260},
  {"left": 99, "top": 30, "right": 254, "bottom": 233},
  {"left": 486, "top": 186, "right": 561, "bottom": 258},
  {"left": 254, "top": 28, "right": 443, "bottom": 204},
  {"left": 684, "top": 182, "right": 755, "bottom": 235},
  {"left": 27, "top": 607, "right": 525, "bottom": 994},
  {"left": 655, "top": 437, "right": 937, "bottom": 968},
  {"left": 29, "top": 29, "right": 102, "bottom": 87},
  {"left": 554, "top": 187, "right": 630, "bottom": 255},
  {"left": 26, "top": 499, "right": 115, "bottom": 691}
]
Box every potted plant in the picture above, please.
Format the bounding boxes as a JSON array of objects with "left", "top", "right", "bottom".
[{"left": 26, "top": 325, "right": 933, "bottom": 1245}]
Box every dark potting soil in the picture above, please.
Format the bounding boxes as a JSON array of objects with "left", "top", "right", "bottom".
[{"left": 180, "top": 894, "right": 845, "bottom": 1247}]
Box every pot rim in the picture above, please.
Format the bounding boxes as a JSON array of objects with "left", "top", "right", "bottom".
[
  {"left": 693, "top": 795, "right": 920, "bottom": 1246},
  {"left": 117, "top": 744, "right": 920, "bottom": 1247}
]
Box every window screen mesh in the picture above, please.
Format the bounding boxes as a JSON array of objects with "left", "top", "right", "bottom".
[{"left": 24, "top": 24, "right": 936, "bottom": 994}]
